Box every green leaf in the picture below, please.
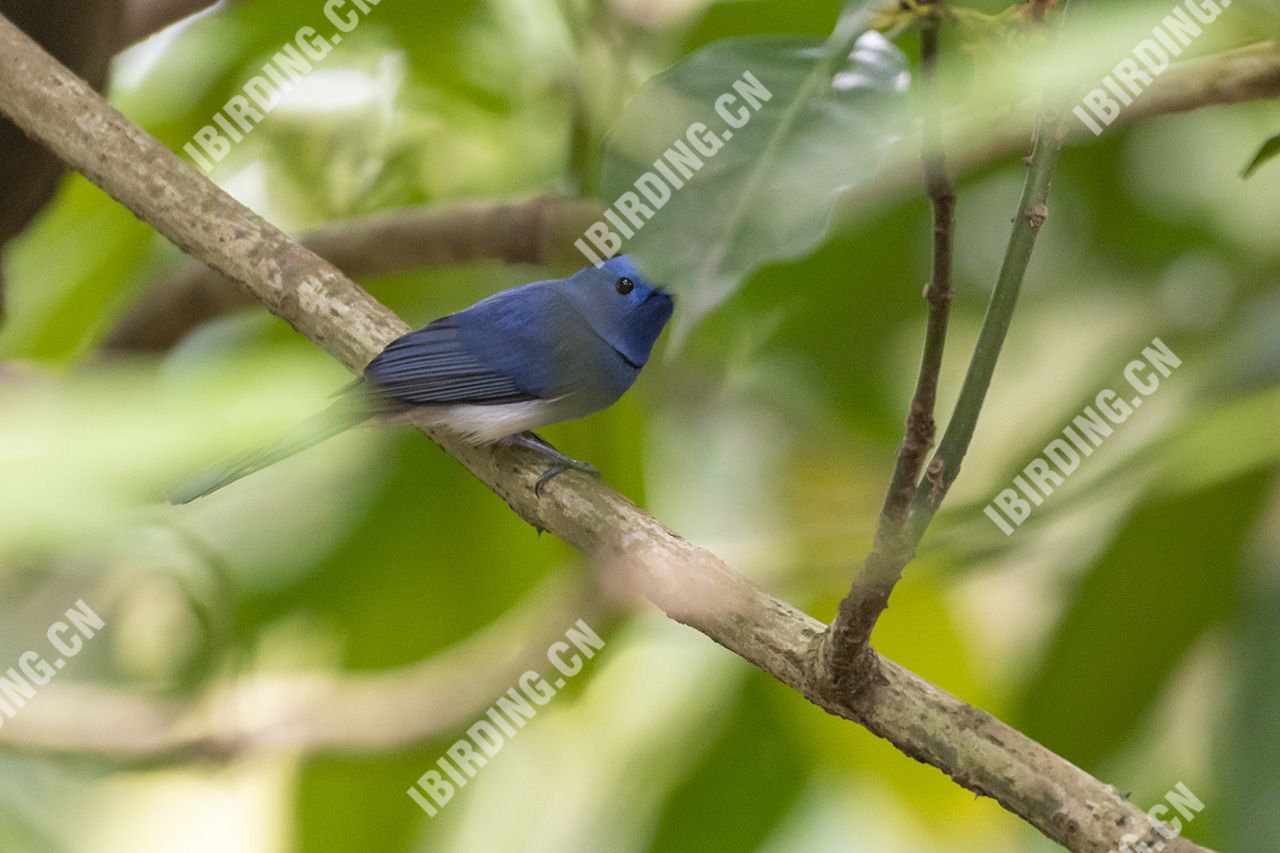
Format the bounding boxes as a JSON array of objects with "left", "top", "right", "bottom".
[
  {"left": 0, "top": 176, "right": 156, "bottom": 361},
  {"left": 1016, "top": 471, "right": 1271, "bottom": 770},
  {"left": 600, "top": 2, "right": 909, "bottom": 343},
  {"left": 1214, "top": 533, "right": 1280, "bottom": 852},
  {"left": 646, "top": 672, "right": 809, "bottom": 853},
  {"left": 283, "top": 431, "right": 572, "bottom": 853},
  {"left": 1241, "top": 132, "right": 1280, "bottom": 179}
]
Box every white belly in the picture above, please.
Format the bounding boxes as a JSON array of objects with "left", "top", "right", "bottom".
[{"left": 409, "top": 398, "right": 568, "bottom": 444}]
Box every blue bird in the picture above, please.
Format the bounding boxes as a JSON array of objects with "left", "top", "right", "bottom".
[{"left": 171, "top": 256, "right": 673, "bottom": 503}]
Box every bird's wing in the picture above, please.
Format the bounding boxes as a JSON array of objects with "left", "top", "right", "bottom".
[{"left": 361, "top": 316, "right": 537, "bottom": 405}]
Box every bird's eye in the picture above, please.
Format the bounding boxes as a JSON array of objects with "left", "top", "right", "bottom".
[{"left": 615, "top": 277, "right": 635, "bottom": 295}]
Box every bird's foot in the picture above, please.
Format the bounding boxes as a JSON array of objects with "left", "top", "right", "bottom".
[
  {"left": 533, "top": 459, "right": 600, "bottom": 496},
  {"left": 503, "top": 432, "right": 600, "bottom": 496}
]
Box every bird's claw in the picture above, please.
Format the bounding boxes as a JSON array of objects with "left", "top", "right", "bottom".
[
  {"left": 534, "top": 458, "right": 600, "bottom": 496},
  {"left": 502, "top": 432, "right": 600, "bottom": 496}
]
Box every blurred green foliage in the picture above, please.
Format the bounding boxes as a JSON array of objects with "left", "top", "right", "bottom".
[
  {"left": 602, "top": 2, "right": 909, "bottom": 342},
  {"left": 1, "top": 0, "right": 1278, "bottom": 851}
]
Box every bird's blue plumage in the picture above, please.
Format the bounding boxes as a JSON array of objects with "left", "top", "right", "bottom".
[
  {"left": 359, "top": 318, "right": 534, "bottom": 405},
  {"left": 171, "top": 256, "right": 673, "bottom": 502},
  {"left": 363, "top": 255, "right": 672, "bottom": 420}
]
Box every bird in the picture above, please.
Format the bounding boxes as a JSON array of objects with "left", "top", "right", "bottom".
[{"left": 170, "top": 256, "right": 674, "bottom": 503}]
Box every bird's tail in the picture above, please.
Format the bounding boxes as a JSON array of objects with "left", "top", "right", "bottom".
[{"left": 169, "top": 400, "right": 370, "bottom": 504}]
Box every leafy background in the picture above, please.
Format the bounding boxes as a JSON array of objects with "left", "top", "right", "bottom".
[{"left": 1, "top": 0, "right": 1279, "bottom": 851}]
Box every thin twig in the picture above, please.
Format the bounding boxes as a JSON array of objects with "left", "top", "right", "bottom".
[
  {"left": 820, "top": 0, "right": 956, "bottom": 679},
  {"left": 880, "top": 4, "right": 954, "bottom": 531},
  {"left": 823, "top": 0, "right": 1072, "bottom": 680},
  {"left": 908, "top": 115, "right": 1067, "bottom": 539},
  {"left": 0, "top": 14, "right": 1214, "bottom": 852}
]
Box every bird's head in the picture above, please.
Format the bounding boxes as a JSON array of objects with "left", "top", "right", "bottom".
[{"left": 563, "top": 256, "right": 674, "bottom": 367}]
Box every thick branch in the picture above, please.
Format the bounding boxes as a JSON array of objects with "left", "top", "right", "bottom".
[
  {"left": 101, "top": 197, "right": 603, "bottom": 352},
  {"left": 0, "top": 15, "right": 1211, "bottom": 853},
  {"left": 0, "top": 574, "right": 598, "bottom": 760}
]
